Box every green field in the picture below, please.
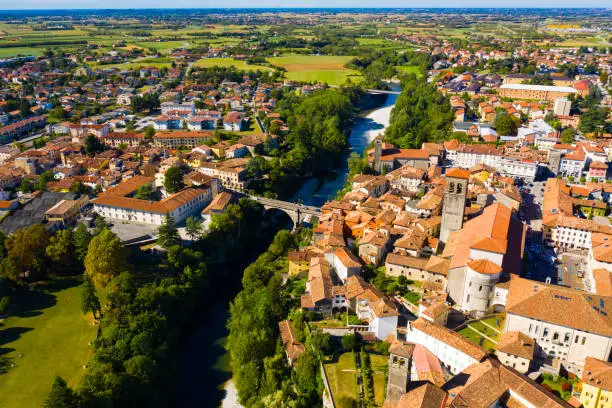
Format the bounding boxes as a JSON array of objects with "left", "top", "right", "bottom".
[
  {"left": 324, "top": 352, "right": 358, "bottom": 408},
  {"left": 395, "top": 65, "right": 423, "bottom": 78},
  {"left": 194, "top": 57, "right": 274, "bottom": 72},
  {"left": 268, "top": 55, "right": 362, "bottom": 86},
  {"left": 0, "top": 47, "right": 45, "bottom": 58},
  {"left": 0, "top": 278, "right": 97, "bottom": 408}
]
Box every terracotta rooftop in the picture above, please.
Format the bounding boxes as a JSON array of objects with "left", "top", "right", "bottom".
[
  {"left": 582, "top": 357, "right": 612, "bottom": 392},
  {"left": 411, "top": 318, "right": 488, "bottom": 361},
  {"left": 496, "top": 331, "right": 535, "bottom": 360},
  {"left": 445, "top": 168, "right": 471, "bottom": 180},
  {"left": 505, "top": 276, "right": 612, "bottom": 337}
]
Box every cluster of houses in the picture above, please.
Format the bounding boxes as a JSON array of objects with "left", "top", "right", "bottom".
[{"left": 278, "top": 137, "right": 612, "bottom": 408}]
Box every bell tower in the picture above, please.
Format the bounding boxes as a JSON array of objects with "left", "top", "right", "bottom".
[{"left": 440, "top": 169, "right": 469, "bottom": 243}]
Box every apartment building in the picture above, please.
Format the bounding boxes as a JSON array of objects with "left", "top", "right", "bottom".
[
  {"left": 152, "top": 131, "right": 213, "bottom": 149},
  {"left": 198, "top": 158, "right": 249, "bottom": 191},
  {"left": 499, "top": 84, "right": 578, "bottom": 101},
  {"left": 102, "top": 132, "right": 145, "bottom": 147},
  {"left": 444, "top": 143, "right": 539, "bottom": 179}
]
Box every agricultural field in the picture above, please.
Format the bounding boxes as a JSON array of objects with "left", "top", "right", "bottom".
[
  {"left": 0, "top": 47, "right": 45, "bottom": 58},
  {"left": 0, "top": 278, "right": 97, "bottom": 408},
  {"left": 194, "top": 57, "right": 274, "bottom": 72},
  {"left": 268, "top": 55, "right": 362, "bottom": 86}
]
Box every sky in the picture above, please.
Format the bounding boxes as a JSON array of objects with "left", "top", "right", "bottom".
[{"left": 2, "top": 0, "right": 611, "bottom": 9}]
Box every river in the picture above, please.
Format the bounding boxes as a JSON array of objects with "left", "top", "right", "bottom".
[
  {"left": 177, "top": 86, "right": 400, "bottom": 408},
  {"left": 291, "top": 87, "right": 400, "bottom": 207}
]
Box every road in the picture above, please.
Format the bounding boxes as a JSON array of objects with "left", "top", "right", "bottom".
[{"left": 518, "top": 178, "right": 558, "bottom": 283}]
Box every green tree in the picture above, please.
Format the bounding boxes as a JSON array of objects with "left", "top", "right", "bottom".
[
  {"left": 0, "top": 296, "right": 10, "bottom": 316},
  {"left": 84, "top": 134, "right": 105, "bottom": 156},
  {"left": 85, "top": 229, "right": 127, "bottom": 287},
  {"left": 44, "top": 376, "right": 80, "bottom": 408},
  {"left": 561, "top": 128, "right": 575, "bottom": 144},
  {"left": 144, "top": 126, "right": 155, "bottom": 140},
  {"left": 3, "top": 224, "right": 50, "bottom": 281},
  {"left": 185, "top": 216, "right": 203, "bottom": 241},
  {"left": 81, "top": 272, "right": 101, "bottom": 319},
  {"left": 134, "top": 182, "right": 156, "bottom": 200},
  {"left": 494, "top": 113, "right": 519, "bottom": 136},
  {"left": 45, "top": 229, "right": 74, "bottom": 273},
  {"left": 157, "top": 213, "right": 180, "bottom": 248},
  {"left": 47, "top": 106, "right": 67, "bottom": 123},
  {"left": 294, "top": 350, "right": 321, "bottom": 396},
  {"left": 73, "top": 223, "right": 91, "bottom": 263},
  {"left": 36, "top": 171, "right": 54, "bottom": 191},
  {"left": 164, "top": 166, "right": 183, "bottom": 194},
  {"left": 341, "top": 333, "right": 357, "bottom": 351},
  {"left": 17, "top": 178, "right": 35, "bottom": 193},
  {"left": 69, "top": 181, "right": 90, "bottom": 195}
]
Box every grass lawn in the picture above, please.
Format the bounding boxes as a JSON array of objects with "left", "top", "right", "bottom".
[
  {"left": 541, "top": 374, "right": 574, "bottom": 401},
  {"left": 0, "top": 277, "right": 97, "bottom": 408},
  {"left": 369, "top": 353, "right": 388, "bottom": 407},
  {"left": 481, "top": 313, "right": 505, "bottom": 331},
  {"left": 395, "top": 65, "right": 423, "bottom": 78},
  {"left": 324, "top": 352, "right": 358, "bottom": 408},
  {"left": 268, "top": 55, "right": 362, "bottom": 86},
  {"left": 402, "top": 290, "right": 421, "bottom": 305},
  {"left": 457, "top": 326, "right": 496, "bottom": 352},
  {"left": 194, "top": 57, "right": 273, "bottom": 72}
]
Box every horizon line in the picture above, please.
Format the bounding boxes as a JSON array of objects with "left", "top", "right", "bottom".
[{"left": 2, "top": 6, "right": 612, "bottom": 10}]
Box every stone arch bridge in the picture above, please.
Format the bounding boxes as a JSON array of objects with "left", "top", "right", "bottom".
[{"left": 249, "top": 196, "right": 322, "bottom": 229}]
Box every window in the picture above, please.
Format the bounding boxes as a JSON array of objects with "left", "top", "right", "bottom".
[
  {"left": 582, "top": 337, "right": 586, "bottom": 345},
  {"left": 543, "top": 328, "right": 549, "bottom": 337},
  {"left": 466, "top": 295, "right": 471, "bottom": 303},
  {"left": 457, "top": 183, "right": 463, "bottom": 194},
  {"left": 553, "top": 332, "right": 559, "bottom": 341},
  {"left": 564, "top": 333, "right": 570, "bottom": 343},
  {"left": 479, "top": 286, "right": 483, "bottom": 292},
  {"left": 449, "top": 183, "right": 455, "bottom": 193},
  {"left": 529, "top": 324, "right": 533, "bottom": 333}
]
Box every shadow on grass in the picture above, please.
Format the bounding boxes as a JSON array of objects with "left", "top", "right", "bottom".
[
  {"left": 10, "top": 276, "right": 82, "bottom": 319},
  {"left": 0, "top": 355, "right": 13, "bottom": 374},
  {"left": 0, "top": 327, "right": 33, "bottom": 347}
]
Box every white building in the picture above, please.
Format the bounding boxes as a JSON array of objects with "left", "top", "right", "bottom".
[
  {"left": 345, "top": 275, "right": 400, "bottom": 340},
  {"left": 554, "top": 97, "right": 572, "bottom": 116},
  {"left": 161, "top": 101, "right": 195, "bottom": 116},
  {"left": 445, "top": 143, "right": 540, "bottom": 179},
  {"left": 443, "top": 203, "right": 525, "bottom": 317},
  {"left": 404, "top": 318, "right": 488, "bottom": 375},
  {"left": 504, "top": 276, "right": 612, "bottom": 375},
  {"left": 324, "top": 246, "right": 362, "bottom": 283},
  {"left": 92, "top": 176, "right": 213, "bottom": 226}
]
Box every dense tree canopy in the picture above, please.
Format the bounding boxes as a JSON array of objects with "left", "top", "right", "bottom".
[{"left": 385, "top": 74, "right": 454, "bottom": 148}]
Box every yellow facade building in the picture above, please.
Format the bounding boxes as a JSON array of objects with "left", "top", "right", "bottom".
[{"left": 580, "top": 357, "right": 612, "bottom": 408}]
